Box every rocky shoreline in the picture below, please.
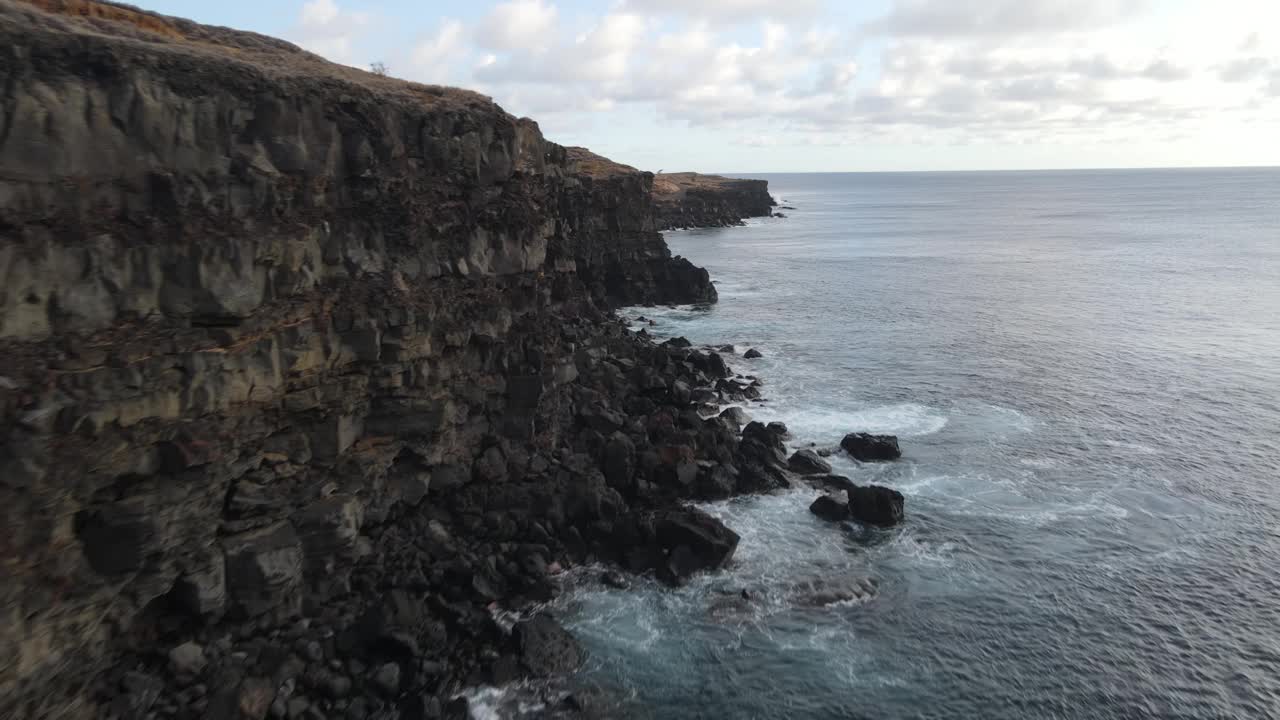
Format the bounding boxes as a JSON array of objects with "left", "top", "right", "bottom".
[{"left": 0, "top": 3, "right": 897, "bottom": 719}]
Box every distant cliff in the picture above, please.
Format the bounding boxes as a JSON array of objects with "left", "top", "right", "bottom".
[
  {"left": 0, "top": 2, "right": 807, "bottom": 719},
  {"left": 652, "top": 172, "right": 776, "bottom": 230}
]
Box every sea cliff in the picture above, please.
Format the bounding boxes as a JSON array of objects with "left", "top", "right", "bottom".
[
  {"left": 652, "top": 172, "right": 776, "bottom": 230},
  {"left": 0, "top": 2, "right": 795, "bottom": 718}
]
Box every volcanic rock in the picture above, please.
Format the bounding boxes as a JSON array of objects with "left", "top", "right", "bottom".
[
  {"left": 788, "top": 449, "right": 833, "bottom": 475},
  {"left": 840, "top": 432, "right": 903, "bottom": 461}
]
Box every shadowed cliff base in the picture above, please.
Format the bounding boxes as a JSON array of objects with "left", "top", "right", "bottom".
[{"left": 0, "top": 1, "right": 868, "bottom": 719}]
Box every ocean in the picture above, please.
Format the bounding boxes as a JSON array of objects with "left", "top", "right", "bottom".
[{"left": 480, "top": 168, "right": 1280, "bottom": 719}]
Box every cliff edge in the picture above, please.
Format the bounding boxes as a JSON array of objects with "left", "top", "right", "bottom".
[{"left": 652, "top": 172, "right": 776, "bottom": 230}]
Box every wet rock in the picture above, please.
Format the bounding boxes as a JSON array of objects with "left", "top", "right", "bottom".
[
  {"left": 809, "top": 494, "right": 849, "bottom": 522},
  {"left": 600, "top": 571, "right": 630, "bottom": 589},
  {"left": 688, "top": 350, "right": 731, "bottom": 379},
  {"left": 848, "top": 485, "right": 905, "bottom": 527},
  {"left": 718, "top": 406, "right": 751, "bottom": 427},
  {"left": 739, "top": 421, "right": 788, "bottom": 468},
  {"left": 787, "top": 449, "right": 832, "bottom": 475},
  {"left": 717, "top": 344, "right": 735, "bottom": 354},
  {"left": 695, "top": 462, "right": 737, "bottom": 500},
  {"left": 511, "top": 614, "right": 583, "bottom": 677},
  {"left": 791, "top": 578, "right": 878, "bottom": 606},
  {"left": 840, "top": 432, "right": 902, "bottom": 461},
  {"left": 653, "top": 508, "right": 740, "bottom": 585},
  {"left": 670, "top": 379, "right": 693, "bottom": 407},
  {"left": 743, "top": 348, "right": 763, "bottom": 359}
]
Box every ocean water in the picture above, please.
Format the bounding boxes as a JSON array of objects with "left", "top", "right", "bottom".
[{"left": 482, "top": 168, "right": 1280, "bottom": 719}]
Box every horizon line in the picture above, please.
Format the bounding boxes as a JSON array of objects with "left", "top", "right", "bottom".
[{"left": 700, "top": 163, "right": 1280, "bottom": 176}]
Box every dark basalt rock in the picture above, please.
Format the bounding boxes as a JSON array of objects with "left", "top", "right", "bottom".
[
  {"left": 840, "top": 432, "right": 903, "bottom": 461},
  {"left": 652, "top": 173, "right": 775, "bottom": 230},
  {"left": 743, "top": 348, "right": 763, "bottom": 359},
  {"left": 848, "top": 485, "right": 906, "bottom": 527},
  {"left": 719, "top": 406, "right": 751, "bottom": 428},
  {"left": 808, "top": 485, "right": 905, "bottom": 527},
  {"left": 788, "top": 449, "right": 832, "bottom": 475},
  {"left": 615, "top": 508, "right": 740, "bottom": 586},
  {"left": 510, "top": 615, "right": 584, "bottom": 678},
  {"left": 810, "top": 494, "right": 850, "bottom": 522}
]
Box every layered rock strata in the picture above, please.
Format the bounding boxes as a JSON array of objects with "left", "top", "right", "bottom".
[
  {"left": 0, "top": 2, "right": 792, "bottom": 718},
  {"left": 652, "top": 172, "right": 776, "bottom": 230}
]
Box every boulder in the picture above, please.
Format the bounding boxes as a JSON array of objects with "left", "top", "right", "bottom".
[
  {"left": 168, "top": 641, "right": 207, "bottom": 681},
  {"left": 511, "top": 614, "right": 583, "bottom": 677},
  {"left": 809, "top": 494, "right": 849, "bottom": 522},
  {"left": 739, "top": 421, "right": 787, "bottom": 467},
  {"left": 654, "top": 508, "right": 739, "bottom": 584},
  {"left": 614, "top": 508, "right": 740, "bottom": 585},
  {"left": 718, "top": 406, "right": 751, "bottom": 427},
  {"left": 848, "top": 485, "right": 905, "bottom": 527},
  {"left": 601, "top": 432, "right": 636, "bottom": 491},
  {"left": 670, "top": 379, "right": 692, "bottom": 407},
  {"left": 372, "top": 663, "right": 401, "bottom": 696},
  {"left": 787, "top": 449, "right": 832, "bottom": 475},
  {"left": 743, "top": 348, "right": 763, "bottom": 359},
  {"left": 840, "top": 432, "right": 902, "bottom": 461},
  {"left": 808, "top": 485, "right": 905, "bottom": 527},
  {"left": 222, "top": 523, "right": 304, "bottom": 618}
]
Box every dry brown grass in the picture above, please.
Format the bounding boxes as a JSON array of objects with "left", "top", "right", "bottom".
[
  {"left": 19, "top": 0, "right": 185, "bottom": 40},
  {"left": 8, "top": 0, "right": 497, "bottom": 114},
  {"left": 566, "top": 147, "right": 641, "bottom": 179},
  {"left": 652, "top": 171, "right": 744, "bottom": 198}
]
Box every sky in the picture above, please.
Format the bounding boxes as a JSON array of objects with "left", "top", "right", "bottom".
[{"left": 135, "top": 0, "right": 1280, "bottom": 173}]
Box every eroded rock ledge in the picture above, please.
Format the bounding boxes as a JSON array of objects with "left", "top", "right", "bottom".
[
  {"left": 0, "top": 2, "right": 780, "bottom": 718},
  {"left": 651, "top": 172, "right": 776, "bottom": 230}
]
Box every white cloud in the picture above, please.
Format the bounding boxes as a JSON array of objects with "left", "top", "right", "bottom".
[
  {"left": 476, "top": 0, "right": 559, "bottom": 52},
  {"left": 288, "top": 0, "right": 1280, "bottom": 158},
  {"left": 293, "top": 0, "right": 370, "bottom": 65},
  {"left": 868, "top": 0, "right": 1148, "bottom": 37},
  {"left": 301, "top": 0, "right": 340, "bottom": 27},
  {"left": 620, "top": 0, "right": 824, "bottom": 22},
  {"left": 410, "top": 20, "right": 467, "bottom": 84}
]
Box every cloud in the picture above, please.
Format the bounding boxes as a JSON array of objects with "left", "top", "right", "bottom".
[
  {"left": 293, "top": 0, "right": 370, "bottom": 65},
  {"left": 287, "top": 0, "right": 1280, "bottom": 154},
  {"left": 1220, "top": 57, "right": 1273, "bottom": 83},
  {"left": 868, "top": 0, "right": 1148, "bottom": 37},
  {"left": 475, "top": 0, "right": 559, "bottom": 52},
  {"left": 620, "top": 0, "right": 824, "bottom": 22},
  {"left": 301, "top": 0, "right": 339, "bottom": 27},
  {"left": 410, "top": 20, "right": 467, "bottom": 83}
]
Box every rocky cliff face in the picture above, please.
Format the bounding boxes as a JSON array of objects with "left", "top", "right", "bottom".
[
  {"left": 652, "top": 172, "right": 775, "bottom": 230},
  {"left": 0, "top": 3, "right": 780, "bottom": 718}
]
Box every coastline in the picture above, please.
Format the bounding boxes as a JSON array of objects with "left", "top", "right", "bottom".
[{"left": 0, "top": 3, "right": 871, "bottom": 719}]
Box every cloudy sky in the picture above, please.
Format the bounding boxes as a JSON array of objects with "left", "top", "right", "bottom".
[{"left": 142, "top": 0, "right": 1280, "bottom": 172}]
